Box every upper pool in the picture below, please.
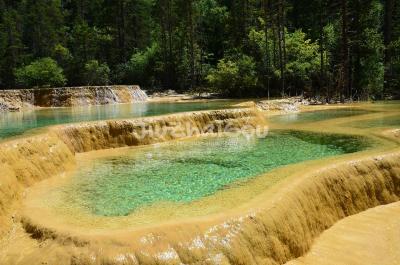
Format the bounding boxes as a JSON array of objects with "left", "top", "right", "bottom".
[
  {"left": 53, "top": 130, "right": 372, "bottom": 217},
  {"left": 270, "top": 108, "right": 372, "bottom": 124},
  {"left": 348, "top": 114, "right": 400, "bottom": 128},
  {"left": 0, "top": 101, "right": 233, "bottom": 140}
]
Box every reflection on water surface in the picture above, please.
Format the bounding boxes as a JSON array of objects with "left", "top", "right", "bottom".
[{"left": 0, "top": 101, "right": 233, "bottom": 139}]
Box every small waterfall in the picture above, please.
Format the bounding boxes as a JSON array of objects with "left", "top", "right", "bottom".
[
  {"left": 129, "top": 86, "right": 148, "bottom": 102},
  {"left": 105, "top": 86, "right": 120, "bottom": 104},
  {"left": 94, "top": 87, "right": 100, "bottom": 105},
  {"left": 78, "top": 88, "right": 87, "bottom": 106},
  {"left": 0, "top": 85, "right": 148, "bottom": 110},
  {"left": 52, "top": 88, "right": 62, "bottom": 107},
  {"left": 24, "top": 90, "right": 35, "bottom": 107}
]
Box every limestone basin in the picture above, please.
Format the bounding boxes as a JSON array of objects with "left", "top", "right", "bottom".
[
  {"left": 2, "top": 104, "right": 400, "bottom": 265},
  {"left": 23, "top": 130, "right": 374, "bottom": 230}
]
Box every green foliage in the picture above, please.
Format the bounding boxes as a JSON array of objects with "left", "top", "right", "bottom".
[
  {"left": 389, "top": 38, "right": 400, "bottom": 74},
  {"left": 0, "top": 0, "right": 398, "bottom": 100},
  {"left": 0, "top": 7, "right": 25, "bottom": 88},
  {"left": 353, "top": 0, "right": 385, "bottom": 98},
  {"left": 53, "top": 44, "right": 72, "bottom": 63},
  {"left": 207, "top": 54, "right": 257, "bottom": 97},
  {"left": 70, "top": 22, "right": 112, "bottom": 63},
  {"left": 248, "top": 26, "right": 275, "bottom": 70},
  {"left": 323, "top": 23, "right": 338, "bottom": 50},
  {"left": 15, "top": 58, "right": 66, "bottom": 88},
  {"left": 283, "top": 30, "right": 321, "bottom": 81},
  {"left": 83, "top": 60, "right": 110, "bottom": 86},
  {"left": 197, "top": 0, "right": 229, "bottom": 62},
  {"left": 115, "top": 43, "right": 158, "bottom": 86},
  {"left": 248, "top": 27, "right": 320, "bottom": 90},
  {"left": 207, "top": 59, "right": 238, "bottom": 94},
  {"left": 386, "top": 37, "right": 400, "bottom": 97},
  {"left": 22, "top": 0, "right": 65, "bottom": 57},
  {"left": 359, "top": 27, "right": 385, "bottom": 96}
]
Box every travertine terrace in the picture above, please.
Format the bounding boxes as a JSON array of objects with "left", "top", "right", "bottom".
[
  {"left": 0, "top": 102, "right": 399, "bottom": 265},
  {"left": 0, "top": 85, "right": 148, "bottom": 111}
]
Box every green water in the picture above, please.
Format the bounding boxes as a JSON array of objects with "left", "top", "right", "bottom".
[
  {"left": 59, "top": 130, "right": 372, "bottom": 217},
  {"left": 0, "top": 101, "right": 233, "bottom": 140},
  {"left": 270, "top": 108, "right": 372, "bottom": 124},
  {"left": 348, "top": 115, "right": 400, "bottom": 128}
]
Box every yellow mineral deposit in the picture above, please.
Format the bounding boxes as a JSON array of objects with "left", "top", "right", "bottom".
[
  {"left": 286, "top": 201, "right": 400, "bottom": 265},
  {"left": 53, "top": 109, "right": 267, "bottom": 153},
  {"left": 0, "top": 103, "right": 399, "bottom": 265},
  {"left": 0, "top": 85, "right": 147, "bottom": 110}
]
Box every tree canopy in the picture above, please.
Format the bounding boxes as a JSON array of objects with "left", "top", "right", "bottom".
[
  {"left": 0, "top": 0, "right": 399, "bottom": 100},
  {"left": 15, "top": 58, "right": 66, "bottom": 88}
]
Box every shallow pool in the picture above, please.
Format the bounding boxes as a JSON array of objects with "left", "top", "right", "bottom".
[
  {"left": 270, "top": 108, "right": 372, "bottom": 124},
  {"left": 56, "top": 130, "right": 372, "bottom": 217},
  {"left": 0, "top": 101, "right": 233, "bottom": 139},
  {"left": 348, "top": 115, "right": 400, "bottom": 128}
]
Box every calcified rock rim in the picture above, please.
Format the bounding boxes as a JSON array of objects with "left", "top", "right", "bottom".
[
  {"left": 286, "top": 200, "right": 400, "bottom": 265},
  {"left": 0, "top": 105, "right": 399, "bottom": 265},
  {"left": 0, "top": 108, "right": 265, "bottom": 233},
  {"left": 0, "top": 85, "right": 147, "bottom": 111},
  {"left": 52, "top": 108, "right": 267, "bottom": 154}
]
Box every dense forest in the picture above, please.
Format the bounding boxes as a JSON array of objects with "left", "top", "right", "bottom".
[{"left": 0, "top": 0, "right": 399, "bottom": 100}]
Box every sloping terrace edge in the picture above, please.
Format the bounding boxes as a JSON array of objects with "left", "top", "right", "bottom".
[{"left": 0, "top": 108, "right": 399, "bottom": 265}]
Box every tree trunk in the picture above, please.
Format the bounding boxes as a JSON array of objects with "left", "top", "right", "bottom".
[
  {"left": 384, "top": 0, "right": 394, "bottom": 97},
  {"left": 117, "top": 0, "right": 126, "bottom": 61},
  {"left": 187, "top": 0, "right": 196, "bottom": 88},
  {"left": 167, "top": 0, "right": 174, "bottom": 88},
  {"left": 282, "top": 0, "right": 287, "bottom": 96},
  {"left": 340, "top": 0, "right": 349, "bottom": 102},
  {"left": 263, "top": 0, "right": 271, "bottom": 98},
  {"left": 278, "top": 0, "right": 285, "bottom": 97},
  {"left": 319, "top": 0, "right": 325, "bottom": 100}
]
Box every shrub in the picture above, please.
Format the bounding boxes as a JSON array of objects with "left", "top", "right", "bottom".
[
  {"left": 83, "top": 60, "right": 110, "bottom": 85},
  {"left": 114, "top": 44, "right": 158, "bottom": 86},
  {"left": 15, "top": 58, "right": 66, "bottom": 87},
  {"left": 206, "top": 54, "right": 257, "bottom": 97},
  {"left": 284, "top": 30, "right": 321, "bottom": 80}
]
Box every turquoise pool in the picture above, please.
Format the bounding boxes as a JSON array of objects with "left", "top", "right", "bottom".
[
  {"left": 270, "top": 108, "right": 372, "bottom": 124},
  {"left": 57, "top": 130, "right": 372, "bottom": 217},
  {"left": 348, "top": 114, "right": 400, "bottom": 128},
  {"left": 0, "top": 101, "right": 233, "bottom": 139}
]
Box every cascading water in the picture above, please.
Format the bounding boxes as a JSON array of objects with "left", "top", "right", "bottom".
[
  {"left": 105, "top": 86, "right": 120, "bottom": 104},
  {"left": 129, "top": 85, "right": 148, "bottom": 101},
  {"left": 94, "top": 87, "right": 100, "bottom": 105},
  {"left": 51, "top": 88, "right": 61, "bottom": 107},
  {"left": 0, "top": 86, "right": 148, "bottom": 110},
  {"left": 77, "top": 88, "right": 88, "bottom": 106},
  {"left": 24, "top": 90, "right": 35, "bottom": 107}
]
